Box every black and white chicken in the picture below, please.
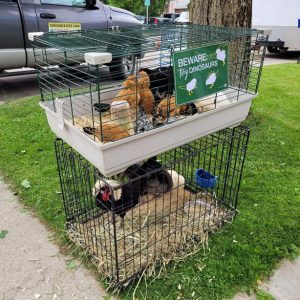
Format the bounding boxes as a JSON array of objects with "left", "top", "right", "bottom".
[
  {"left": 92, "top": 157, "right": 174, "bottom": 227},
  {"left": 93, "top": 163, "right": 148, "bottom": 227}
]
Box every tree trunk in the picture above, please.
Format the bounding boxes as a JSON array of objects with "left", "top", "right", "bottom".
[
  {"left": 189, "top": 0, "right": 252, "bottom": 28},
  {"left": 189, "top": 0, "right": 253, "bottom": 90},
  {"left": 165, "top": 0, "right": 171, "bottom": 14}
]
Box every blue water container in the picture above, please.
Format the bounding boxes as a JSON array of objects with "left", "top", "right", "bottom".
[{"left": 195, "top": 169, "right": 217, "bottom": 189}]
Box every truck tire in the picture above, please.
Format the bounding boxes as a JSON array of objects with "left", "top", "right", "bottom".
[
  {"left": 109, "top": 55, "right": 136, "bottom": 80},
  {"left": 267, "top": 47, "right": 279, "bottom": 53}
]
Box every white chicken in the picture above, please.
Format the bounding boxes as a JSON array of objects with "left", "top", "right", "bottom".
[
  {"left": 186, "top": 78, "right": 197, "bottom": 95},
  {"left": 206, "top": 72, "right": 217, "bottom": 87}
]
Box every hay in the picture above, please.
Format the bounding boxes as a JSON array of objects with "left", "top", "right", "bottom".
[{"left": 67, "top": 191, "right": 231, "bottom": 284}]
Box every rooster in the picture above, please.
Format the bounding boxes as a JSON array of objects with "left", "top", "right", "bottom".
[
  {"left": 93, "top": 163, "right": 148, "bottom": 227},
  {"left": 93, "top": 157, "right": 174, "bottom": 227}
]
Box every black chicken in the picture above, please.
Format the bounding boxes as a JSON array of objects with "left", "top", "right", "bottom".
[
  {"left": 139, "top": 66, "right": 174, "bottom": 102},
  {"left": 141, "top": 156, "right": 173, "bottom": 194}
]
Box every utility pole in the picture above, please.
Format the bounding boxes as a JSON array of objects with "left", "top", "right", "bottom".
[{"left": 145, "top": 0, "right": 150, "bottom": 25}]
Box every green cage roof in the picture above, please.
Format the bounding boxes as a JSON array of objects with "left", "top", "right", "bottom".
[{"left": 33, "top": 24, "right": 263, "bottom": 57}]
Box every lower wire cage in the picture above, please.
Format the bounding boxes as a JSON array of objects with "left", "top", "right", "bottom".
[{"left": 55, "top": 125, "right": 250, "bottom": 288}]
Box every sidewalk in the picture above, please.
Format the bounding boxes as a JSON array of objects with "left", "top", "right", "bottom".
[
  {"left": 234, "top": 258, "right": 300, "bottom": 300},
  {"left": 0, "top": 178, "right": 109, "bottom": 300}
]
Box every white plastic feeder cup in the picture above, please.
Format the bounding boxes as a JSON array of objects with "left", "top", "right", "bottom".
[{"left": 84, "top": 52, "right": 112, "bottom": 65}]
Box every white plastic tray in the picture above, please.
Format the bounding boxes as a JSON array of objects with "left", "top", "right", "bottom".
[{"left": 41, "top": 90, "right": 256, "bottom": 176}]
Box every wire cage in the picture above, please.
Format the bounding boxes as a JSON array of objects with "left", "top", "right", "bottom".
[
  {"left": 33, "top": 24, "right": 265, "bottom": 176},
  {"left": 55, "top": 125, "right": 250, "bottom": 289}
]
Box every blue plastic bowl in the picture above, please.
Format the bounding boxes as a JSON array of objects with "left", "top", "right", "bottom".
[{"left": 195, "top": 169, "right": 217, "bottom": 189}]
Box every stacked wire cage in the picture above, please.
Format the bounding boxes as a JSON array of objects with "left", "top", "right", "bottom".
[
  {"left": 55, "top": 126, "right": 250, "bottom": 288},
  {"left": 32, "top": 24, "right": 266, "bottom": 176},
  {"left": 31, "top": 24, "right": 266, "bottom": 288}
]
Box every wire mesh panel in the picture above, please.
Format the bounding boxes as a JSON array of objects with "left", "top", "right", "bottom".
[
  {"left": 33, "top": 24, "right": 264, "bottom": 175},
  {"left": 55, "top": 125, "right": 250, "bottom": 288}
]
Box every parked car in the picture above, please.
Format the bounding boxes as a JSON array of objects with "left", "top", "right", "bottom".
[
  {"left": 175, "top": 12, "right": 190, "bottom": 24},
  {"left": 0, "top": 0, "right": 142, "bottom": 78},
  {"left": 163, "top": 13, "right": 180, "bottom": 22},
  {"left": 135, "top": 15, "right": 145, "bottom": 24},
  {"left": 145, "top": 17, "right": 172, "bottom": 25}
]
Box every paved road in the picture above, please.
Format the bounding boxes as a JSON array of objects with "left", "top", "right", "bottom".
[
  {"left": 0, "top": 51, "right": 299, "bottom": 103},
  {"left": 0, "top": 72, "right": 39, "bottom": 102},
  {"left": 263, "top": 50, "right": 300, "bottom": 66},
  {"left": 0, "top": 66, "right": 111, "bottom": 103}
]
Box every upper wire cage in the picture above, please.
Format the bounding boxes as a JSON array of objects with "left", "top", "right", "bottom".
[
  {"left": 33, "top": 24, "right": 266, "bottom": 143},
  {"left": 32, "top": 24, "right": 265, "bottom": 176}
]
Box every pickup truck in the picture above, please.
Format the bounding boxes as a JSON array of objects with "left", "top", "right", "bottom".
[
  {"left": 0, "top": 0, "right": 141, "bottom": 77},
  {"left": 253, "top": 0, "right": 300, "bottom": 52}
]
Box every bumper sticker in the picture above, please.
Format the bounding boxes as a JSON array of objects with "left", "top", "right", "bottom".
[{"left": 48, "top": 22, "right": 81, "bottom": 32}]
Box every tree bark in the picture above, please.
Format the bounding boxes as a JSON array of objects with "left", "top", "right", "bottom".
[
  {"left": 189, "top": 0, "right": 252, "bottom": 28},
  {"left": 189, "top": 0, "right": 253, "bottom": 90}
]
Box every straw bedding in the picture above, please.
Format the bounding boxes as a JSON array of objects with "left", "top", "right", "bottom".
[{"left": 67, "top": 191, "right": 232, "bottom": 284}]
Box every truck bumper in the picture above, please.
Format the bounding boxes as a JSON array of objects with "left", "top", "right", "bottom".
[{"left": 258, "top": 40, "right": 285, "bottom": 48}]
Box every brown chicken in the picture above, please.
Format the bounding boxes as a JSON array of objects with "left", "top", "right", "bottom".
[
  {"left": 138, "top": 71, "right": 155, "bottom": 114},
  {"left": 155, "top": 96, "right": 192, "bottom": 123},
  {"left": 156, "top": 97, "right": 180, "bottom": 121},
  {"left": 95, "top": 123, "right": 130, "bottom": 142},
  {"left": 113, "top": 75, "right": 140, "bottom": 116}
]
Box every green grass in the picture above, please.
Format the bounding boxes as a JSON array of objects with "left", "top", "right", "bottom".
[
  {"left": 0, "top": 97, "right": 64, "bottom": 231},
  {"left": 256, "top": 289, "right": 276, "bottom": 300},
  {"left": 0, "top": 64, "right": 299, "bottom": 299}
]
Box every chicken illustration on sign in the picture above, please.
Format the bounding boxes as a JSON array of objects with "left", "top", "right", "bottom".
[
  {"left": 206, "top": 72, "right": 217, "bottom": 87},
  {"left": 173, "top": 43, "right": 229, "bottom": 105},
  {"left": 216, "top": 48, "right": 226, "bottom": 65},
  {"left": 186, "top": 78, "right": 197, "bottom": 95}
]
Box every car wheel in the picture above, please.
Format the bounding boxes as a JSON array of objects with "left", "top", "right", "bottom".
[
  {"left": 109, "top": 55, "right": 136, "bottom": 80},
  {"left": 267, "top": 47, "right": 279, "bottom": 53}
]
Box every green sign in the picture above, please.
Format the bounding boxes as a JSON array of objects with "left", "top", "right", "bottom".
[
  {"left": 173, "top": 43, "right": 229, "bottom": 105},
  {"left": 145, "top": 0, "right": 150, "bottom": 6}
]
